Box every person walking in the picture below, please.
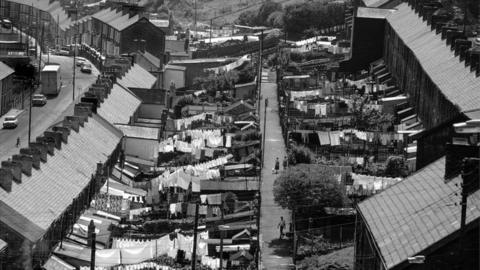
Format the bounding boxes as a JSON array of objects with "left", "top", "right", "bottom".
[
  {"left": 16, "top": 137, "right": 20, "bottom": 148},
  {"left": 278, "top": 216, "right": 286, "bottom": 239},
  {"left": 274, "top": 157, "right": 280, "bottom": 174},
  {"left": 282, "top": 156, "right": 288, "bottom": 171}
]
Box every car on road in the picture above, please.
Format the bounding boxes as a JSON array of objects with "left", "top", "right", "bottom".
[
  {"left": 75, "top": 57, "right": 87, "bottom": 67},
  {"left": 3, "top": 115, "right": 18, "bottom": 129},
  {"left": 32, "top": 94, "right": 47, "bottom": 106},
  {"left": 80, "top": 63, "right": 92, "bottom": 74}
]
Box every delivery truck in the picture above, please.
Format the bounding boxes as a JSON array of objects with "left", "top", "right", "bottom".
[{"left": 41, "top": 64, "right": 61, "bottom": 95}]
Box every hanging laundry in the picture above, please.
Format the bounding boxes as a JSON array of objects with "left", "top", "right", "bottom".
[
  {"left": 317, "top": 131, "right": 331, "bottom": 145},
  {"left": 329, "top": 131, "right": 341, "bottom": 146}
]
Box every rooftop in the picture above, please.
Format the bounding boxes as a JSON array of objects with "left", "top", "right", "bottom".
[
  {"left": 91, "top": 7, "right": 141, "bottom": 31},
  {"left": 0, "top": 114, "right": 122, "bottom": 242},
  {"left": 0, "top": 61, "right": 14, "bottom": 80},
  {"left": 117, "top": 64, "right": 157, "bottom": 89},
  {"left": 114, "top": 124, "right": 159, "bottom": 140},
  {"left": 386, "top": 3, "right": 480, "bottom": 118},
  {"left": 96, "top": 83, "right": 142, "bottom": 124},
  {"left": 357, "top": 7, "right": 396, "bottom": 19},
  {"left": 358, "top": 157, "right": 480, "bottom": 269}
]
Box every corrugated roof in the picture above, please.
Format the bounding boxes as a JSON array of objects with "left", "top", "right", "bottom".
[
  {"left": 0, "top": 114, "right": 122, "bottom": 242},
  {"left": 0, "top": 61, "right": 14, "bottom": 80},
  {"left": 117, "top": 64, "right": 157, "bottom": 89},
  {"left": 358, "top": 157, "right": 480, "bottom": 269},
  {"left": 114, "top": 124, "right": 159, "bottom": 139},
  {"left": 97, "top": 83, "right": 142, "bottom": 124},
  {"left": 386, "top": 3, "right": 480, "bottom": 116}
]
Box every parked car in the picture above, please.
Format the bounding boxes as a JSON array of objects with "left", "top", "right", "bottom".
[
  {"left": 3, "top": 115, "right": 18, "bottom": 129},
  {"left": 75, "top": 57, "right": 87, "bottom": 66},
  {"left": 80, "top": 63, "right": 92, "bottom": 74},
  {"left": 32, "top": 94, "right": 47, "bottom": 106}
]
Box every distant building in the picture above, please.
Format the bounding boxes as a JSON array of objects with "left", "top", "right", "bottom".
[
  {"left": 0, "top": 61, "right": 15, "bottom": 116},
  {"left": 341, "top": 2, "right": 480, "bottom": 169},
  {"left": 69, "top": 4, "right": 166, "bottom": 59}
]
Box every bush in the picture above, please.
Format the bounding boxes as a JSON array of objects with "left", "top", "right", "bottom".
[{"left": 288, "top": 145, "right": 315, "bottom": 165}]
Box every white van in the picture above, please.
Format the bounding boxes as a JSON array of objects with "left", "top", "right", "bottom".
[{"left": 3, "top": 115, "right": 18, "bottom": 128}]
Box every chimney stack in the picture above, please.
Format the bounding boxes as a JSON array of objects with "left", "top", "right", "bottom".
[
  {"left": 29, "top": 143, "right": 48, "bottom": 162},
  {"left": 2, "top": 161, "right": 22, "bottom": 183},
  {"left": 12, "top": 154, "right": 33, "bottom": 176},
  {"left": 44, "top": 131, "right": 63, "bottom": 149},
  {"left": 19, "top": 148, "right": 41, "bottom": 169},
  {"left": 74, "top": 103, "right": 93, "bottom": 122},
  {"left": 63, "top": 116, "right": 81, "bottom": 132},
  {"left": 0, "top": 168, "right": 13, "bottom": 192},
  {"left": 36, "top": 136, "right": 55, "bottom": 155},
  {"left": 52, "top": 126, "right": 71, "bottom": 143}
]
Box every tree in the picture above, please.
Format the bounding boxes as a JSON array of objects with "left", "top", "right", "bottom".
[
  {"left": 350, "top": 95, "right": 394, "bottom": 131},
  {"left": 266, "top": 11, "right": 284, "bottom": 28},
  {"left": 288, "top": 144, "right": 315, "bottom": 165},
  {"left": 235, "top": 9, "right": 257, "bottom": 26},
  {"left": 385, "top": 156, "right": 408, "bottom": 177},
  {"left": 256, "top": 0, "right": 282, "bottom": 26},
  {"left": 273, "top": 164, "right": 346, "bottom": 214}
]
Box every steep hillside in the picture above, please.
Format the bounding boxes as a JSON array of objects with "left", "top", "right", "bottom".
[{"left": 144, "top": 0, "right": 308, "bottom": 27}]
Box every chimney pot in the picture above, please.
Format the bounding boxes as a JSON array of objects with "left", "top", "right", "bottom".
[
  {"left": 20, "top": 148, "right": 41, "bottom": 169},
  {"left": 29, "top": 143, "right": 48, "bottom": 162},
  {"left": 0, "top": 168, "right": 13, "bottom": 192},
  {"left": 12, "top": 154, "right": 33, "bottom": 176},
  {"left": 1, "top": 161, "right": 22, "bottom": 183}
]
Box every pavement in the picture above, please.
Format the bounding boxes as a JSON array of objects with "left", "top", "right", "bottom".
[
  {"left": 0, "top": 54, "right": 99, "bottom": 160},
  {"left": 259, "top": 69, "right": 294, "bottom": 270}
]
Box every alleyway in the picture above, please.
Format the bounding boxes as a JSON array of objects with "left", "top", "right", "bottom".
[{"left": 259, "top": 70, "right": 294, "bottom": 270}]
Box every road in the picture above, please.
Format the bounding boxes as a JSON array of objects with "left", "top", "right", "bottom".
[
  {"left": 0, "top": 54, "right": 99, "bottom": 160},
  {"left": 259, "top": 70, "right": 293, "bottom": 269}
]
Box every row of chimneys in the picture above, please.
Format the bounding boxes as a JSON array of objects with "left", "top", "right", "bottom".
[
  {"left": 0, "top": 74, "right": 116, "bottom": 192},
  {"left": 407, "top": 0, "right": 480, "bottom": 77}
]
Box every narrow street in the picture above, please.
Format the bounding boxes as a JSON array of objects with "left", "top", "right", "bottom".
[
  {"left": 259, "top": 69, "right": 294, "bottom": 270},
  {"left": 0, "top": 54, "right": 99, "bottom": 160}
]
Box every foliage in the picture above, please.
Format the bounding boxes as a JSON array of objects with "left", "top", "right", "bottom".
[
  {"left": 193, "top": 70, "right": 239, "bottom": 96},
  {"left": 289, "top": 51, "right": 304, "bottom": 63},
  {"left": 288, "top": 144, "right": 315, "bottom": 165},
  {"left": 237, "top": 63, "right": 256, "bottom": 84},
  {"left": 283, "top": 2, "right": 345, "bottom": 39},
  {"left": 297, "top": 246, "right": 354, "bottom": 270},
  {"left": 273, "top": 164, "right": 347, "bottom": 212},
  {"left": 298, "top": 234, "right": 353, "bottom": 258},
  {"left": 235, "top": 0, "right": 282, "bottom": 27},
  {"left": 350, "top": 95, "right": 394, "bottom": 131},
  {"left": 384, "top": 156, "right": 408, "bottom": 177}
]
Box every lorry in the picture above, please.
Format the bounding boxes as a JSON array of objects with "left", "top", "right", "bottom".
[{"left": 41, "top": 64, "right": 61, "bottom": 96}]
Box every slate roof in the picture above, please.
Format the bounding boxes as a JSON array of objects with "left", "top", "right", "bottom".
[
  {"left": 114, "top": 124, "right": 159, "bottom": 140},
  {"left": 386, "top": 3, "right": 480, "bottom": 116},
  {"left": 0, "top": 114, "right": 122, "bottom": 242},
  {"left": 362, "top": 0, "right": 394, "bottom": 7},
  {"left": 91, "top": 7, "right": 141, "bottom": 31},
  {"left": 0, "top": 61, "right": 14, "bottom": 80},
  {"left": 117, "top": 64, "right": 157, "bottom": 89},
  {"left": 357, "top": 7, "right": 396, "bottom": 18},
  {"left": 358, "top": 157, "right": 480, "bottom": 269},
  {"left": 97, "top": 83, "right": 142, "bottom": 124},
  {"left": 7, "top": 0, "right": 72, "bottom": 30}
]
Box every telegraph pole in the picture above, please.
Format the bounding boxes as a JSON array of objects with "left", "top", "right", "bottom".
[
  {"left": 191, "top": 202, "right": 200, "bottom": 270},
  {"left": 210, "top": 18, "right": 213, "bottom": 45},
  {"left": 194, "top": 0, "right": 197, "bottom": 40},
  {"left": 88, "top": 220, "right": 96, "bottom": 270},
  {"left": 219, "top": 202, "right": 224, "bottom": 270},
  {"left": 72, "top": 0, "right": 78, "bottom": 101}
]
